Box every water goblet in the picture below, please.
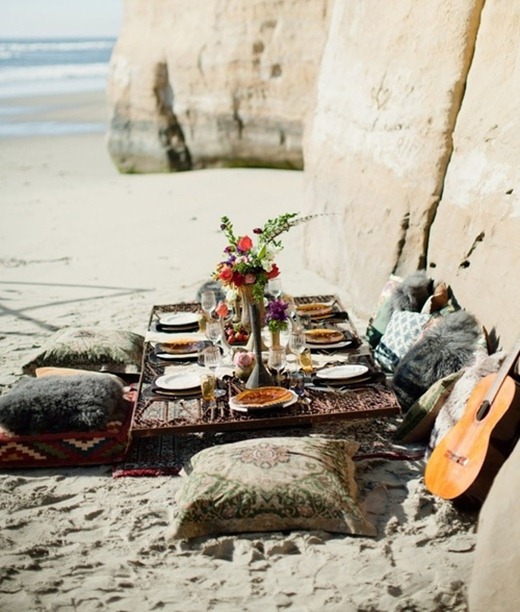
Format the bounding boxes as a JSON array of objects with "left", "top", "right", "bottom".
[
  {"left": 288, "top": 329, "right": 306, "bottom": 356},
  {"left": 268, "top": 278, "right": 283, "bottom": 300},
  {"left": 203, "top": 345, "right": 226, "bottom": 399},
  {"left": 200, "top": 290, "right": 217, "bottom": 319},
  {"left": 205, "top": 319, "right": 223, "bottom": 347},
  {"left": 268, "top": 346, "right": 287, "bottom": 386}
]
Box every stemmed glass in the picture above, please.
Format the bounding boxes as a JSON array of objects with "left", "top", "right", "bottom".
[
  {"left": 205, "top": 319, "right": 223, "bottom": 347},
  {"left": 288, "top": 329, "right": 306, "bottom": 356},
  {"left": 268, "top": 346, "right": 287, "bottom": 386},
  {"left": 203, "top": 345, "right": 226, "bottom": 399},
  {"left": 200, "top": 290, "right": 217, "bottom": 319},
  {"left": 268, "top": 278, "right": 283, "bottom": 300}
]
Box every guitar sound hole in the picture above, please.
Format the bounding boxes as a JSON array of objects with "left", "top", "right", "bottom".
[{"left": 476, "top": 400, "right": 491, "bottom": 421}]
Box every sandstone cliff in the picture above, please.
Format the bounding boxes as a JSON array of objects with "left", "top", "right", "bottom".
[
  {"left": 107, "top": 0, "right": 519, "bottom": 351},
  {"left": 107, "top": 0, "right": 332, "bottom": 173}
]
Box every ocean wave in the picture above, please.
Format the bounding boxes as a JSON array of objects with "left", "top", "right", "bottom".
[
  {"left": 0, "top": 40, "right": 115, "bottom": 57},
  {"left": 0, "top": 63, "right": 109, "bottom": 83}
]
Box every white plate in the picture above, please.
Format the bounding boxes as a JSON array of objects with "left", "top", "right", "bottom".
[
  {"left": 229, "top": 390, "right": 298, "bottom": 413},
  {"left": 158, "top": 312, "right": 199, "bottom": 327},
  {"left": 155, "top": 351, "right": 199, "bottom": 360},
  {"left": 308, "top": 340, "right": 352, "bottom": 350},
  {"left": 315, "top": 364, "right": 369, "bottom": 380},
  {"left": 155, "top": 370, "right": 201, "bottom": 391}
]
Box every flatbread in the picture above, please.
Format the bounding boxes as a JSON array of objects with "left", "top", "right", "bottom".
[
  {"left": 304, "top": 328, "right": 344, "bottom": 345},
  {"left": 296, "top": 302, "right": 333, "bottom": 318}
]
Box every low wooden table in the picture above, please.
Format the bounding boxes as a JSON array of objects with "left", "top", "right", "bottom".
[{"left": 130, "top": 295, "right": 401, "bottom": 438}]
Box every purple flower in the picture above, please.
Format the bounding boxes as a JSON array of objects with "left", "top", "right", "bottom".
[{"left": 266, "top": 299, "right": 289, "bottom": 323}]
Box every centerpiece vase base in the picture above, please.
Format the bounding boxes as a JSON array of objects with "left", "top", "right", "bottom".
[{"left": 245, "top": 301, "right": 273, "bottom": 389}]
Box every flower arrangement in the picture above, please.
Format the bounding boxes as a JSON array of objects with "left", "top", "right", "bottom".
[
  {"left": 265, "top": 298, "right": 290, "bottom": 333},
  {"left": 214, "top": 212, "right": 314, "bottom": 301}
]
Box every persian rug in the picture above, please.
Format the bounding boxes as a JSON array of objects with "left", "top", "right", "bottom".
[{"left": 113, "top": 416, "right": 425, "bottom": 478}]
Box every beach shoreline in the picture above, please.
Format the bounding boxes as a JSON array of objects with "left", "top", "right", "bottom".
[{"left": 0, "top": 91, "right": 476, "bottom": 611}]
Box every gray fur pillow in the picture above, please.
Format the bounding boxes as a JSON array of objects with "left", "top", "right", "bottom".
[
  {"left": 391, "top": 310, "right": 483, "bottom": 412},
  {"left": 387, "top": 270, "right": 432, "bottom": 319},
  {"left": 0, "top": 374, "right": 124, "bottom": 436}
]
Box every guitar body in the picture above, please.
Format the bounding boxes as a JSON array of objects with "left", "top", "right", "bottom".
[{"left": 425, "top": 373, "right": 520, "bottom": 508}]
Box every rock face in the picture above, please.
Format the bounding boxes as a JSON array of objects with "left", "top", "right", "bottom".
[
  {"left": 107, "top": 0, "right": 519, "bottom": 349},
  {"left": 302, "top": 0, "right": 519, "bottom": 350},
  {"left": 107, "top": 0, "right": 332, "bottom": 173}
]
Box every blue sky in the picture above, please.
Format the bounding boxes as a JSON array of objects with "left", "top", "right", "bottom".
[{"left": 0, "top": 0, "right": 122, "bottom": 38}]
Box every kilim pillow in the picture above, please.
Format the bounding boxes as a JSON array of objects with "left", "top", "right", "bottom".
[{"left": 168, "top": 436, "right": 376, "bottom": 539}]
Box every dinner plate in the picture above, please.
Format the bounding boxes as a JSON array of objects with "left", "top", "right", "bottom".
[
  {"left": 155, "top": 370, "right": 201, "bottom": 391},
  {"left": 315, "top": 364, "right": 369, "bottom": 380},
  {"left": 308, "top": 340, "right": 352, "bottom": 350},
  {"left": 154, "top": 351, "right": 199, "bottom": 361},
  {"left": 229, "top": 389, "right": 298, "bottom": 413},
  {"left": 158, "top": 312, "right": 200, "bottom": 327}
]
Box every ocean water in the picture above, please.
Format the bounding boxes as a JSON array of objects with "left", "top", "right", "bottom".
[{"left": 0, "top": 37, "right": 116, "bottom": 137}]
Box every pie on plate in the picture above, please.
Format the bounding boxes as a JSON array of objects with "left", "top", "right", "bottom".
[
  {"left": 296, "top": 302, "right": 333, "bottom": 318},
  {"left": 304, "top": 328, "right": 344, "bottom": 345},
  {"left": 156, "top": 338, "right": 200, "bottom": 355},
  {"left": 230, "top": 386, "right": 295, "bottom": 410}
]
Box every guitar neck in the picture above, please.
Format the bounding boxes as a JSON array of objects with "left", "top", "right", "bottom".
[{"left": 485, "top": 338, "right": 520, "bottom": 406}]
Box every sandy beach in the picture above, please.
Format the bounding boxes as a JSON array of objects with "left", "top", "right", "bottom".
[{"left": 0, "top": 91, "right": 477, "bottom": 611}]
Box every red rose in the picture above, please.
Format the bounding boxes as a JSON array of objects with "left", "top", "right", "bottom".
[
  {"left": 266, "top": 263, "right": 280, "bottom": 279},
  {"left": 232, "top": 271, "right": 246, "bottom": 287},
  {"left": 219, "top": 266, "right": 233, "bottom": 283},
  {"left": 237, "top": 235, "right": 253, "bottom": 252}
]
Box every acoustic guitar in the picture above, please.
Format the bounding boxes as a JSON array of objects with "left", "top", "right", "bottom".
[{"left": 425, "top": 339, "right": 520, "bottom": 509}]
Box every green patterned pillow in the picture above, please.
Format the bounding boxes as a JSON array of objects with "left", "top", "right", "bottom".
[
  {"left": 395, "top": 370, "right": 463, "bottom": 443},
  {"left": 374, "top": 311, "right": 431, "bottom": 373},
  {"left": 22, "top": 328, "right": 144, "bottom": 375},
  {"left": 168, "top": 437, "right": 376, "bottom": 539}
]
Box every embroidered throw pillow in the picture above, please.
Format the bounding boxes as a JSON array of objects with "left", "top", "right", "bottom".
[
  {"left": 22, "top": 328, "right": 144, "bottom": 375},
  {"left": 374, "top": 311, "right": 431, "bottom": 374},
  {"left": 168, "top": 437, "right": 376, "bottom": 539}
]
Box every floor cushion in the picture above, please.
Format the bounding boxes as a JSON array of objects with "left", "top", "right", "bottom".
[
  {"left": 0, "top": 374, "right": 134, "bottom": 468},
  {"left": 168, "top": 436, "right": 376, "bottom": 540},
  {"left": 22, "top": 328, "right": 144, "bottom": 375}
]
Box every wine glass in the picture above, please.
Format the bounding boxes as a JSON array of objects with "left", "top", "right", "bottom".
[
  {"left": 203, "top": 345, "right": 226, "bottom": 399},
  {"left": 268, "top": 346, "right": 287, "bottom": 386},
  {"left": 288, "top": 330, "right": 306, "bottom": 356},
  {"left": 205, "top": 319, "right": 223, "bottom": 347},
  {"left": 200, "top": 290, "right": 217, "bottom": 319},
  {"left": 268, "top": 278, "right": 283, "bottom": 300}
]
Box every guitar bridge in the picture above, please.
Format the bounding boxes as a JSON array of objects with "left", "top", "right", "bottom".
[{"left": 445, "top": 449, "right": 469, "bottom": 466}]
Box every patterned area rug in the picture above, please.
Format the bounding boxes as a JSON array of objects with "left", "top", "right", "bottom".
[{"left": 113, "top": 416, "right": 425, "bottom": 478}]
